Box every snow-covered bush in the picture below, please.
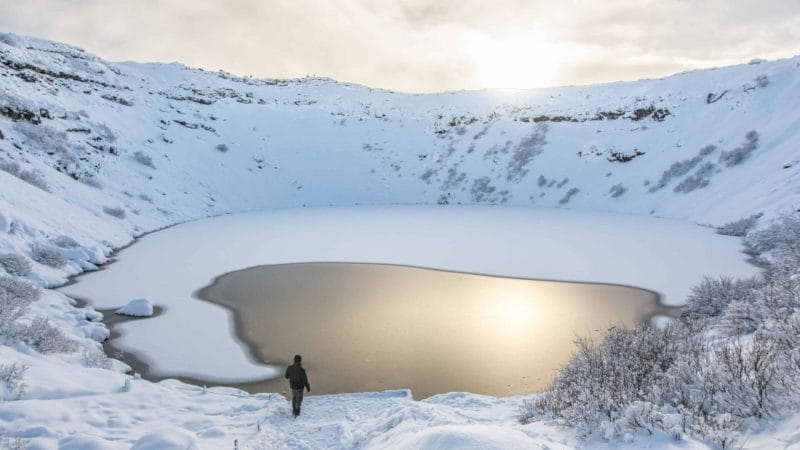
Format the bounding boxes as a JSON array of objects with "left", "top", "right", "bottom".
[
  {"left": 0, "top": 275, "right": 39, "bottom": 332},
  {"left": 0, "top": 33, "right": 19, "bottom": 47},
  {"left": 682, "top": 276, "right": 761, "bottom": 322},
  {"left": 132, "top": 150, "right": 155, "bottom": 168},
  {"left": 30, "top": 243, "right": 67, "bottom": 268},
  {"left": 674, "top": 162, "right": 717, "bottom": 193},
  {"left": 82, "top": 349, "right": 113, "bottom": 369},
  {"left": 608, "top": 184, "right": 626, "bottom": 198},
  {"left": 525, "top": 213, "right": 800, "bottom": 446},
  {"left": 0, "top": 254, "right": 32, "bottom": 277},
  {"left": 103, "top": 206, "right": 126, "bottom": 219},
  {"left": 17, "top": 168, "right": 50, "bottom": 191},
  {"left": 93, "top": 122, "right": 118, "bottom": 143},
  {"left": 558, "top": 188, "right": 579, "bottom": 205},
  {"left": 746, "top": 212, "right": 800, "bottom": 258},
  {"left": 522, "top": 323, "right": 692, "bottom": 426},
  {"left": 51, "top": 235, "right": 79, "bottom": 248},
  {"left": 719, "top": 131, "right": 759, "bottom": 167},
  {"left": 507, "top": 124, "right": 547, "bottom": 182},
  {"left": 650, "top": 145, "right": 716, "bottom": 192},
  {"left": 80, "top": 173, "right": 102, "bottom": 189},
  {"left": 0, "top": 362, "right": 28, "bottom": 400},
  {"left": 17, "top": 317, "right": 76, "bottom": 353},
  {"left": 0, "top": 159, "right": 50, "bottom": 191},
  {"left": 0, "top": 160, "right": 19, "bottom": 176},
  {"left": 537, "top": 175, "right": 547, "bottom": 187},
  {"left": 14, "top": 122, "right": 69, "bottom": 155},
  {"left": 717, "top": 213, "right": 763, "bottom": 237},
  {"left": 470, "top": 177, "right": 497, "bottom": 202}
]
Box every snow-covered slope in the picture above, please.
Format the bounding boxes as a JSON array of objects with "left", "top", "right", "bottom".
[
  {"left": 1, "top": 32, "right": 799, "bottom": 448},
  {"left": 1, "top": 33, "right": 799, "bottom": 277}
]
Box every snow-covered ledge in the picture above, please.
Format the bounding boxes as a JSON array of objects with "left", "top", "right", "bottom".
[{"left": 59, "top": 206, "right": 760, "bottom": 383}]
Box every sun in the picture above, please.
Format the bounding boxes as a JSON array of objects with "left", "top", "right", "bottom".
[{"left": 464, "top": 30, "right": 563, "bottom": 90}]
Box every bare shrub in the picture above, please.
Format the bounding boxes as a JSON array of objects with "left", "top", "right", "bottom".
[
  {"left": 132, "top": 150, "right": 155, "bottom": 168},
  {"left": 0, "top": 362, "right": 28, "bottom": 400},
  {"left": 18, "top": 317, "right": 76, "bottom": 353},
  {"left": 103, "top": 206, "right": 126, "bottom": 219},
  {"left": 0, "top": 254, "right": 32, "bottom": 277},
  {"left": 30, "top": 243, "right": 67, "bottom": 268}
]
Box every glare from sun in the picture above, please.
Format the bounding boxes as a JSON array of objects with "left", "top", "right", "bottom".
[
  {"left": 465, "top": 30, "right": 564, "bottom": 90},
  {"left": 484, "top": 290, "right": 539, "bottom": 338}
]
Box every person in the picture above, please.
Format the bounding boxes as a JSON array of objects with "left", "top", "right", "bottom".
[{"left": 285, "top": 354, "right": 310, "bottom": 417}]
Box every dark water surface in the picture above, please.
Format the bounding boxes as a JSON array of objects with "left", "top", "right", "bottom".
[{"left": 197, "top": 262, "right": 668, "bottom": 399}]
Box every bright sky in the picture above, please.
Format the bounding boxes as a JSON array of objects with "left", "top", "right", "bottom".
[{"left": 1, "top": 0, "right": 798, "bottom": 93}]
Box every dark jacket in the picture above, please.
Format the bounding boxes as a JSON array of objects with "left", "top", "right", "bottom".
[{"left": 285, "top": 363, "right": 310, "bottom": 391}]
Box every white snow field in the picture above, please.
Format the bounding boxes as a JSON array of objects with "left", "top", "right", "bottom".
[
  {"left": 0, "top": 31, "right": 799, "bottom": 448},
  {"left": 60, "top": 206, "right": 759, "bottom": 382}
]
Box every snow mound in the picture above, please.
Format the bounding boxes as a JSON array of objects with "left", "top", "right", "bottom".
[
  {"left": 58, "top": 434, "right": 127, "bottom": 450},
  {"left": 115, "top": 298, "right": 154, "bottom": 317},
  {"left": 130, "top": 428, "right": 198, "bottom": 450},
  {"left": 376, "top": 424, "right": 543, "bottom": 449}
]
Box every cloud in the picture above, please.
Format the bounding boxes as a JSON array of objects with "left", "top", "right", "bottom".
[{"left": 0, "top": 0, "right": 798, "bottom": 92}]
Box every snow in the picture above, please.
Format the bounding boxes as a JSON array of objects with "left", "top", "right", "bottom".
[
  {"left": 115, "top": 298, "right": 154, "bottom": 317},
  {"left": 368, "top": 424, "right": 548, "bottom": 449},
  {"left": 60, "top": 206, "right": 759, "bottom": 382},
  {"left": 0, "top": 31, "right": 798, "bottom": 448},
  {"left": 131, "top": 428, "right": 199, "bottom": 450}
]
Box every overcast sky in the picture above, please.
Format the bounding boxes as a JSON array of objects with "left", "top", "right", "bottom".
[{"left": 1, "top": 0, "right": 799, "bottom": 92}]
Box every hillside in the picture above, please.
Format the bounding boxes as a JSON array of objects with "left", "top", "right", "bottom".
[{"left": 1, "top": 34, "right": 799, "bottom": 268}]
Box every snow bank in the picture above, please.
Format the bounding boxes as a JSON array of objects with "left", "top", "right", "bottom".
[
  {"left": 60, "top": 206, "right": 759, "bottom": 383},
  {"left": 116, "top": 298, "right": 154, "bottom": 317},
  {"left": 372, "top": 424, "right": 547, "bottom": 449},
  {"left": 131, "top": 428, "right": 199, "bottom": 450}
]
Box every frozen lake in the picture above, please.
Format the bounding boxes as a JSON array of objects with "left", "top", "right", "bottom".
[
  {"left": 198, "top": 262, "right": 668, "bottom": 398},
  {"left": 59, "top": 206, "right": 759, "bottom": 386}
]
